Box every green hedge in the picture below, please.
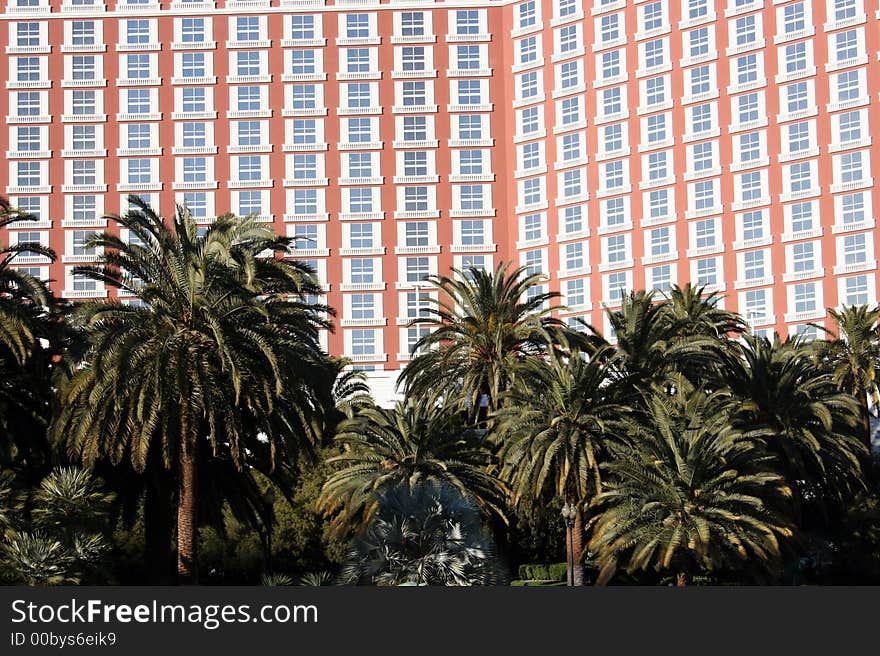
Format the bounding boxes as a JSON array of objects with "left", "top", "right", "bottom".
[{"left": 517, "top": 563, "right": 567, "bottom": 581}]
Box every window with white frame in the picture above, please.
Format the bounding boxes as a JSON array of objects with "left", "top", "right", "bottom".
[
  {"left": 602, "top": 160, "right": 627, "bottom": 191},
  {"left": 842, "top": 274, "right": 871, "bottom": 305},
  {"left": 290, "top": 15, "right": 317, "bottom": 41},
  {"left": 643, "top": 75, "right": 668, "bottom": 107},
  {"left": 604, "top": 270, "right": 630, "bottom": 304},
  {"left": 740, "top": 209, "right": 767, "bottom": 242},
  {"left": 597, "top": 12, "right": 622, "bottom": 45},
  {"left": 791, "top": 281, "right": 818, "bottom": 314},
  {"left": 349, "top": 329, "right": 377, "bottom": 357},
  {"left": 646, "top": 188, "right": 673, "bottom": 221},
  {"left": 694, "top": 257, "right": 719, "bottom": 287},
  {"left": 647, "top": 250, "right": 675, "bottom": 287},
  {"left": 648, "top": 226, "right": 673, "bottom": 258},
  {"left": 833, "top": 69, "right": 864, "bottom": 104},
  {"left": 562, "top": 241, "right": 586, "bottom": 271},
  {"left": 831, "top": 29, "right": 862, "bottom": 65},
  {"left": 732, "top": 14, "right": 760, "bottom": 48},
  {"left": 835, "top": 150, "right": 869, "bottom": 186},
  {"left": 686, "top": 26, "right": 712, "bottom": 59},
  {"left": 404, "top": 256, "right": 430, "bottom": 283},
  {"left": 694, "top": 217, "right": 719, "bottom": 250},
  {"left": 840, "top": 232, "right": 870, "bottom": 267},
  {"left": 790, "top": 241, "right": 818, "bottom": 274},
  {"left": 604, "top": 234, "right": 629, "bottom": 265},
  {"left": 641, "top": 39, "right": 668, "bottom": 70},
  {"left": 518, "top": 36, "right": 539, "bottom": 66},
  {"left": 516, "top": 2, "right": 538, "bottom": 30},
  {"left": 561, "top": 205, "right": 585, "bottom": 235},
  {"left": 644, "top": 113, "right": 670, "bottom": 144},
  {"left": 837, "top": 192, "right": 868, "bottom": 227},
  {"left": 602, "top": 196, "right": 628, "bottom": 229},
  {"left": 742, "top": 288, "right": 769, "bottom": 325},
  {"left": 399, "top": 12, "right": 426, "bottom": 38},
  {"left": 600, "top": 87, "right": 624, "bottom": 116},
  {"left": 520, "top": 213, "right": 545, "bottom": 242},
  {"left": 780, "top": 2, "right": 807, "bottom": 35},
  {"left": 786, "top": 160, "right": 816, "bottom": 194}
]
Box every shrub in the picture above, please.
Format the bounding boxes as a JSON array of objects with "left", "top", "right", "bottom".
[{"left": 517, "top": 562, "right": 567, "bottom": 581}]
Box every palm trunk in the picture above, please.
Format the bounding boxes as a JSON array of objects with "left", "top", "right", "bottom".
[
  {"left": 675, "top": 571, "right": 691, "bottom": 587},
  {"left": 572, "top": 505, "right": 584, "bottom": 586},
  {"left": 176, "top": 444, "right": 198, "bottom": 584}
]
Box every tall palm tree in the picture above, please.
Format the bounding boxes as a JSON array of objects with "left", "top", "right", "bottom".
[
  {"left": 589, "top": 392, "right": 794, "bottom": 585},
  {"left": 52, "top": 197, "right": 331, "bottom": 583},
  {"left": 398, "top": 262, "right": 567, "bottom": 417},
  {"left": 319, "top": 399, "right": 506, "bottom": 536},
  {"left": 493, "top": 346, "right": 629, "bottom": 585},
  {"left": 723, "top": 334, "right": 866, "bottom": 521},
  {"left": 813, "top": 305, "right": 880, "bottom": 451}
]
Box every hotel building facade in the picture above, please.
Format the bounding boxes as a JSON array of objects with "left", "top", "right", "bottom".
[{"left": 1, "top": 0, "right": 879, "bottom": 401}]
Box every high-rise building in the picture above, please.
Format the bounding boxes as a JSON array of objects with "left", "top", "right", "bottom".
[{"left": 2, "top": 0, "right": 879, "bottom": 403}]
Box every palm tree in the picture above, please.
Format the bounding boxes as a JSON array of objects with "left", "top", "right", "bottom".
[
  {"left": 666, "top": 283, "right": 746, "bottom": 339},
  {"left": 0, "top": 467, "right": 114, "bottom": 585},
  {"left": 0, "top": 197, "right": 56, "bottom": 472},
  {"left": 604, "top": 290, "right": 720, "bottom": 399},
  {"left": 340, "top": 481, "right": 506, "bottom": 586},
  {"left": 493, "top": 346, "right": 629, "bottom": 585},
  {"left": 52, "top": 197, "right": 331, "bottom": 583},
  {"left": 723, "top": 334, "right": 866, "bottom": 520},
  {"left": 813, "top": 305, "right": 880, "bottom": 451},
  {"left": 319, "top": 399, "right": 506, "bottom": 536},
  {"left": 589, "top": 392, "right": 794, "bottom": 585},
  {"left": 398, "top": 262, "right": 567, "bottom": 417},
  {"left": 0, "top": 201, "right": 54, "bottom": 367}
]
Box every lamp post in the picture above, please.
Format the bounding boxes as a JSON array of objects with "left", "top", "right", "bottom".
[{"left": 560, "top": 502, "right": 576, "bottom": 587}]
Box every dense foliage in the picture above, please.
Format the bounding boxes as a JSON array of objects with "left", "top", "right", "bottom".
[{"left": 2, "top": 193, "right": 879, "bottom": 585}]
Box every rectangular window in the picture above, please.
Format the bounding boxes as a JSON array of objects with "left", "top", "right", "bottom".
[
  {"left": 564, "top": 242, "right": 584, "bottom": 270},
  {"left": 695, "top": 258, "right": 718, "bottom": 286},
  {"left": 182, "top": 157, "right": 207, "bottom": 183},
  {"left": 404, "top": 187, "right": 429, "bottom": 212},
  {"left": 290, "top": 15, "right": 315, "bottom": 40},
  {"left": 843, "top": 233, "right": 868, "bottom": 266},
  {"left": 350, "top": 258, "right": 375, "bottom": 284},
  {"left": 405, "top": 256, "right": 430, "bottom": 282},
  {"left": 741, "top": 210, "right": 765, "bottom": 241},
  {"left": 350, "top": 329, "right": 376, "bottom": 356},
  {"left": 844, "top": 275, "right": 869, "bottom": 305},
  {"left": 126, "top": 124, "right": 150, "bottom": 150},
  {"left": 791, "top": 241, "right": 816, "bottom": 272},
  {"left": 456, "top": 9, "right": 482, "bottom": 34},
  {"left": 180, "top": 88, "right": 206, "bottom": 113},
  {"left": 561, "top": 205, "right": 583, "bottom": 234},
  {"left": 236, "top": 16, "right": 260, "bottom": 42},
  {"left": 793, "top": 282, "right": 817, "bottom": 314}
]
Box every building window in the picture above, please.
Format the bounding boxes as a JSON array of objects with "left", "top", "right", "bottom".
[
  {"left": 651, "top": 264, "right": 672, "bottom": 292},
  {"left": 844, "top": 275, "right": 869, "bottom": 305},
  {"left": 405, "top": 256, "right": 430, "bottom": 282},
  {"left": 290, "top": 15, "right": 315, "bottom": 41},
  {"left": 564, "top": 242, "right": 585, "bottom": 270},
  {"left": 561, "top": 205, "right": 584, "bottom": 235},
  {"left": 793, "top": 282, "right": 817, "bottom": 314},
  {"left": 350, "top": 329, "right": 376, "bottom": 356}
]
